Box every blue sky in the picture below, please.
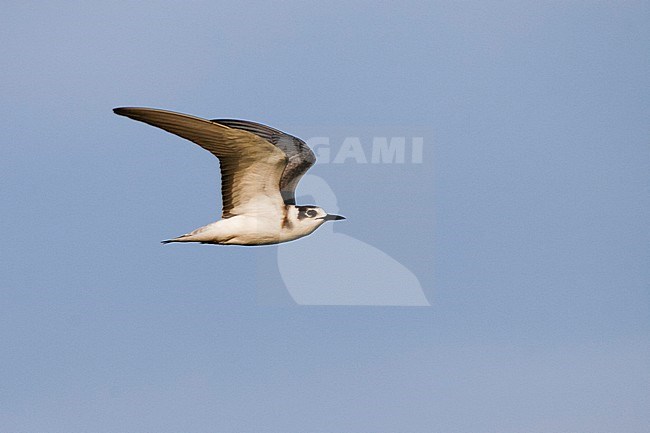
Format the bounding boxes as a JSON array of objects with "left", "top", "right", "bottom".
[{"left": 1, "top": 1, "right": 648, "bottom": 432}]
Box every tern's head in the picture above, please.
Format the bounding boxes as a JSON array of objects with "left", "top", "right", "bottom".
[{"left": 285, "top": 205, "right": 345, "bottom": 237}]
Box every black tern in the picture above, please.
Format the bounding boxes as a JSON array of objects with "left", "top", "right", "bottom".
[{"left": 114, "top": 107, "right": 345, "bottom": 245}]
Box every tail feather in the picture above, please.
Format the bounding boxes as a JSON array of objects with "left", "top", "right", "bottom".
[{"left": 161, "top": 234, "right": 192, "bottom": 244}]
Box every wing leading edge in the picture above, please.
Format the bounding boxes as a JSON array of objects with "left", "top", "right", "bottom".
[{"left": 114, "top": 107, "right": 288, "bottom": 219}]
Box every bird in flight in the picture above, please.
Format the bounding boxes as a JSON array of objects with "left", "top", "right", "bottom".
[{"left": 113, "top": 107, "right": 345, "bottom": 246}]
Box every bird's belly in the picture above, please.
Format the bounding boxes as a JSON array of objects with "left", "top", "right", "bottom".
[
  {"left": 211, "top": 216, "right": 284, "bottom": 245},
  {"left": 189, "top": 215, "right": 314, "bottom": 246},
  {"left": 223, "top": 230, "right": 281, "bottom": 245}
]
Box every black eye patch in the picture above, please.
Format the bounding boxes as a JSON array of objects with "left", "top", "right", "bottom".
[{"left": 298, "top": 206, "right": 318, "bottom": 220}]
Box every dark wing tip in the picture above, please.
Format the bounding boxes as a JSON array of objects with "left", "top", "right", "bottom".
[
  {"left": 114, "top": 107, "right": 145, "bottom": 118},
  {"left": 113, "top": 107, "right": 153, "bottom": 117}
]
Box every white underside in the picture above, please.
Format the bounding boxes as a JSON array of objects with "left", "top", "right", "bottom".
[{"left": 170, "top": 214, "right": 322, "bottom": 245}]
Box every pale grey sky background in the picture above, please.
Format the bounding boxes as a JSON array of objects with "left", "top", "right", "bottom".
[{"left": 1, "top": 1, "right": 649, "bottom": 432}]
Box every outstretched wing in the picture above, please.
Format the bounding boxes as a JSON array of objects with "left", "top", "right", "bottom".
[
  {"left": 114, "top": 107, "right": 288, "bottom": 219},
  {"left": 211, "top": 119, "right": 316, "bottom": 205}
]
